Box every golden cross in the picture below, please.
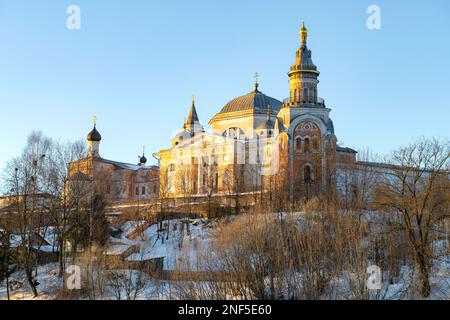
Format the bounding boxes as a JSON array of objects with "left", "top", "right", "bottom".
[
  {"left": 192, "top": 95, "right": 195, "bottom": 104},
  {"left": 93, "top": 115, "right": 97, "bottom": 126}
]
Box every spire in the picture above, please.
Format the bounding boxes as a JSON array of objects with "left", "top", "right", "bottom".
[
  {"left": 186, "top": 96, "right": 199, "bottom": 126},
  {"left": 184, "top": 96, "right": 202, "bottom": 134},
  {"left": 300, "top": 21, "right": 308, "bottom": 48}
]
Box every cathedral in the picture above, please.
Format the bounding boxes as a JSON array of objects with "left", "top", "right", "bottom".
[
  {"left": 68, "top": 23, "right": 360, "bottom": 206},
  {"left": 155, "top": 23, "right": 358, "bottom": 203}
]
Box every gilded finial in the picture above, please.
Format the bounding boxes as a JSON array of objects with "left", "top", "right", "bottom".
[
  {"left": 93, "top": 115, "right": 97, "bottom": 126},
  {"left": 192, "top": 95, "right": 195, "bottom": 105},
  {"left": 301, "top": 21, "right": 307, "bottom": 31},
  {"left": 300, "top": 21, "right": 308, "bottom": 48}
]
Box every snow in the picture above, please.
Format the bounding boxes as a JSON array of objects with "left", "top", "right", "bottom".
[
  {"left": 1, "top": 213, "right": 448, "bottom": 300},
  {"left": 1, "top": 223, "right": 60, "bottom": 250},
  {"left": 110, "top": 218, "right": 214, "bottom": 271},
  {"left": 106, "top": 244, "right": 130, "bottom": 256},
  {"left": 34, "top": 245, "right": 55, "bottom": 253},
  {"left": 120, "top": 220, "right": 148, "bottom": 238},
  {"left": 0, "top": 263, "right": 62, "bottom": 300},
  {"left": 38, "top": 226, "right": 59, "bottom": 247}
]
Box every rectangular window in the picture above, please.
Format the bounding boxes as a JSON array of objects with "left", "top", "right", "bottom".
[
  {"left": 135, "top": 187, "right": 139, "bottom": 196},
  {"left": 142, "top": 186, "right": 146, "bottom": 195}
]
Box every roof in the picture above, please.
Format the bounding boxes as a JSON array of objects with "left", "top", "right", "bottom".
[
  {"left": 257, "top": 118, "right": 275, "bottom": 130},
  {"left": 336, "top": 146, "right": 358, "bottom": 154},
  {"left": 171, "top": 128, "right": 192, "bottom": 147},
  {"left": 214, "top": 88, "right": 282, "bottom": 116},
  {"left": 96, "top": 158, "right": 158, "bottom": 171},
  {"left": 289, "top": 46, "right": 318, "bottom": 75},
  {"left": 186, "top": 101, "right": 200, "bottom": 126}
]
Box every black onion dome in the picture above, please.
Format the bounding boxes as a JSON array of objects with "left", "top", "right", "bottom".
[
  {"left": 140, "top": 155, "right": 147, "bottom": 164},
  {"left": 87, "top": 126, "right": 102, "bottom": 142}
]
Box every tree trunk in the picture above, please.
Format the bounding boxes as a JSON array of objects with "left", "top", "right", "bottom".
[
  {"left": 416, "top": 251, "right": 431, "bottom": 298},
  {"left": 59, "top": 240, "right": 65, "bottom": 277},
  {"left": 6, "top": 274, "right": 10, "bottom": 300},
  {"left": 26, "top": 267, "right": 38, "bottom": 297}
]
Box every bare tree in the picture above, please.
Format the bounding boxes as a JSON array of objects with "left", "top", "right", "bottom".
[
  {"left": 375, "top": 137, "right": 449, "bottom": 297},
  {"left": 2, "top": 131, "right": 51, "bottom": 297},
  {"left": 104, "top": 265, "right": 148, "bottom": 300},
  {"left": 40, "top": 139, "right": 87, "bottom": 276},
  {"left": 0, "top": 224, "right": 16, "bottom": 300}
]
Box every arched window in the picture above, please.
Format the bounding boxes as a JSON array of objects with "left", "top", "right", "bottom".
[
  {"left": 303, "top": 88, "right": 308, "bottom": 102},
  {"left": 169, "top": 163, "right": 176, "bottom": 172},
  {"left": 304, "top": 137, "right": 310, "bottom": 153},
  {"left": 304, "top": 165, "right": 312, "bottom": 184},
  {"left": 296, "top": 138, "right": 301, "bottom": 150}
]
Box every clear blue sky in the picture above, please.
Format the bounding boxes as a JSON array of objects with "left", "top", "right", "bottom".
[{"left": 0, "top": 0, "right": 449, "bottom": 169}]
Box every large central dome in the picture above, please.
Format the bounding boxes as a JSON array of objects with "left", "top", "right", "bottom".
[{"left": 213, "top": 86, "right": 282, "bottom": 120}]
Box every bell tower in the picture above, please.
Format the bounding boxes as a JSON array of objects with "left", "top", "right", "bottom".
[
  {"left": 87, "top": 116, "right": 102, "bottom": 158},
  {"left": 287, "top": 22, "right": 320, "bottom": 107}
]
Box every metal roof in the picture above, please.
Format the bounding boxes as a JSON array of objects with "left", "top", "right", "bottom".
[{"left": 216, "top": 89, "right": 282, "bottom": 116}]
